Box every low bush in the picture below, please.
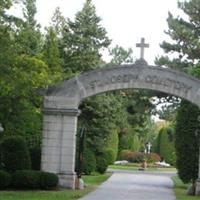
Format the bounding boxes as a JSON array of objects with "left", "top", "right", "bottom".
[
  {"left": 12, "top": 170, "right": 58, "bottom": 190},
  {"left": 12, "top": 170, "right": 40, "bottom": 189},
  {"left": 0, "top": 136, "right": 31, "bottom": 172},
  {"left": 119, "top": 150, "right": 144, "bottom": 163},
  {"left": 96, "top": 157, "right": 108, "bottom": 174},
  {"left": 0, "top": 170, "right": 11, "bottom": 189},
  {"left": 40, "top": 171, "right": 59, "bottom": 190},
  {"left": 119, "top": 150, "right": 161, "bottom": 163},
  {"left": 118, "top": 150, "right": 132, "bottom": 160}
]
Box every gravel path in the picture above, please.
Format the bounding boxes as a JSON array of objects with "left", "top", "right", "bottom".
[{"left": 79, "top": 171, "right": 176, "bottom": 200}]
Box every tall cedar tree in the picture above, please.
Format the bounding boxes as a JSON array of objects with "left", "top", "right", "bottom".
[{"left": 175, "top": 101, "right": 200, "bottom": 189}]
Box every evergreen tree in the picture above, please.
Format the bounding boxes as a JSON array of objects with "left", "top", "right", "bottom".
[
  {"left": 109, "top": 45, "right": 134, "bottom": 65},
  {"left": 156, "top": 127, "right": 176, "bottom": 165},
  {"left": 62, "top": 0, "right": 111, "bottom": 73},
  {"left": 156, "top": 0, "right": 200, "bottom": 71},
  {"left": 43, "top": 27, "right": 63, "bottom": 82},
  {"left": 50, "top": 7, "right": 67, "bottom": 37},
  {"left": 175, "top": 100, "right": 200, "bottom": 193}
]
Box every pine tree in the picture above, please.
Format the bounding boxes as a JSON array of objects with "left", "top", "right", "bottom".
[
  {"left": 62, "top": 0, "right": 111, "bottom": 73},
  {"left": 156, "top": 0, "right": 200, "bottom": 72}
]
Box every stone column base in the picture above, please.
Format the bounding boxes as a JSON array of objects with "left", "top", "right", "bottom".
[
  {"left": 196, "top": 179, "right": 200, "bottom": 195},
  {"left": 58, "top": 173, "right": 76, "bottom": 189}
]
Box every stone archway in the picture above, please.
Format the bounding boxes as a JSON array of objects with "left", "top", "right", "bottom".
[{"left": 41, "top": 59, "right": 200, "bottom": 192}]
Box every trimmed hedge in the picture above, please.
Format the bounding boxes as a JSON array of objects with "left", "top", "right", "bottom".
[
  {"left": 157, "top": 127, "right": 176, "bottom": 165},
  {"left": 0, "top": 136, "right": 31, "bottom": 172},
  {"left": 119, "top": 150, "right": 161, "bottom": 163},
  {"left": 40, "top": 171, "right": 59, "bottom": 190},
  {"left": 12, "top": 170, "right": 58, "bottom": 190},
  {"left": 96, "top": 156, "right": 108, "bottom": 174},
  {"left": 12, "top": 170, "right": 40, "bottom": 189},
  {"left": 0, "top": 170, "right": 11, "bottom": 189}
]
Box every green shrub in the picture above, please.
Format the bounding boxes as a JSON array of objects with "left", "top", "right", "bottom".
[
  {"left": 96, "top": 156, "right": 108, "bottom": 174},
  {"left": 104, "top": 148, "right": 116, "bottom": 165},
  {"left": 82, "top": 148, "right": 96, "bottom": 175},
  {"left": 0, "top": 136, "right": 31, "bottom": 172},
  {"left": 157, "top": 127, "right": 176, "bottom": 165},
  {"left": 30, "top": 147, "right": 41, "bottom": 170},
  {"left": 40, "top": 172, "right": 58, "bottom": 189},
  {"left": 12, "top": 170, "right": 40, "bottom": 189},
  {"left": 12, "top": 170, "right": 58, "bottom": 190},
  {"left": 105, "top": 129, "right": 118, "bottom": 163},
  {"left": 0, "top": 170, "right": 11, "bottom": 189}
]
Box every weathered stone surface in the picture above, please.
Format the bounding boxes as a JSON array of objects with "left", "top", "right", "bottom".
[
  {"left": 44, "top": 64, "right": 200, "bottom": 107},
  {"left": 41, "top": 109, "right": 78, "bottom": 188}
]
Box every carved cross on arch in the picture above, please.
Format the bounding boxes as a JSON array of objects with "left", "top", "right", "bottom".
[{"left": 136, "top": 38, "right": 149, "bottom": 60}]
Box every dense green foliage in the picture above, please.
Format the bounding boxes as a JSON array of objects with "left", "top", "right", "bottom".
[
  {"left": 155, "top": 127, "right": 176, "bottom": 165},
  {"left": 30, "top": 146, "right": 41, "bottom": 170},
  {"left": 39, "top": 171, "right": 59, "bottom": 190},
  {"left": 12, "top": 170, "right": 58, "bottom": 190},
  {"left": 12, "top": 170, "right": 41, "bottom": 189},
  {"left": 175, "top": 101, "right": 200, "bottom": 184},
  {"left": 0, "top": 170, "right": 11, "bottom": 189},
  {"left": 0, "top": 0, "right": 51, "bottom": 135},
  {"left": 0, "top": 136, "right": 31, "bottom": 172},
  {"left": 104, "top": 129, "right": 119, "bottom": 164},
  {"left": 96, "top": 156, "right": 108, "bottom": 174},
  {"left": 82, "top": 148, "right": 96, "bottom": 175}
]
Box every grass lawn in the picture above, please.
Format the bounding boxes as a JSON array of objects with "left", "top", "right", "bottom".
[
  {"left": 0, "top": 173, "right": 111, "bottom": 200},
  {"left": 109, "top": 163, "right": 177, "bottom": 172},
  {"left": 172, "top": 176, "right": 200, "bottom": 200}
]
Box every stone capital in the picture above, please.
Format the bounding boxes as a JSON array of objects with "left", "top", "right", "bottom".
[{"left": 43, "top": 108, "right": 81, "bottom": 116}]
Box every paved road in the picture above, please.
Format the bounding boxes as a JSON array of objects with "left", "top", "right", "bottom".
[{"left": 79, "top": 171, "right": 176, "bottom": 200}]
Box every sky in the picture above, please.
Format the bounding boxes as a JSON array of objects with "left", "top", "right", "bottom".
[
  {"left": 35, "top": 0, "right": 183, "bottom": 65},
  {"left": 11, "top": 0, "right": 182, "bottom": 64}
]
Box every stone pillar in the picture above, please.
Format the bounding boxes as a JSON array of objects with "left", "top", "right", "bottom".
[
  {"left": 41, "top": 107, "right": 80, "bottom": 189},
  {"left": 196, "top": 146, "right": 200, "bottom": 195}
]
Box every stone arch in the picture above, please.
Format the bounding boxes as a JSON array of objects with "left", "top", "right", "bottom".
[{"left": 41, "top": 61, "right": 200, "bottom": 190}]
